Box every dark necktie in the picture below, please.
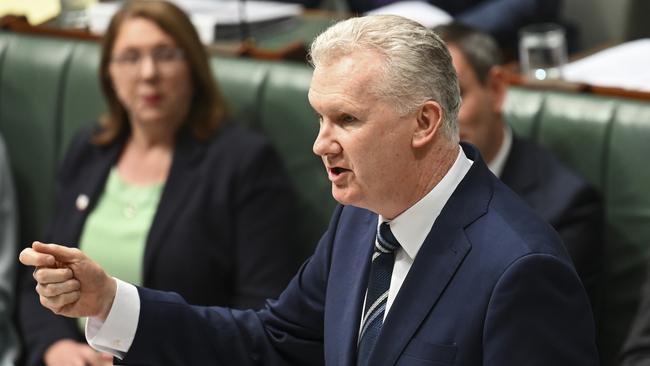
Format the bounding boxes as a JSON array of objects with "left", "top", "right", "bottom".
[{"left": 357, "top": 222, "right": 400, "bottom": 366}]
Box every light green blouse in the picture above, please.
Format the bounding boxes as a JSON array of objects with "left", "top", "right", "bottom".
[
  {"left": 79, "top": 167, "right": 164, "bottom": 286},
  {"left": 77, "top": 168, "right": 164, "bottom": 330}
]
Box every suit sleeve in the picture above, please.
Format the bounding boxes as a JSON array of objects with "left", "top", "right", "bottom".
[
  {"left": 483, "top": 253, "right": 599, "bottom": 365},
  {"left": 229, "top": 140, "right": 302, "bottom": 309},
  {"left": 120, "top": 206, "right": 344, "bottom": 366}
]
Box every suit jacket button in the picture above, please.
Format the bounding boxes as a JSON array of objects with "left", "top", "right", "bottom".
[{"left": 76, "top": 194, "right": 89, "bottom": 211}]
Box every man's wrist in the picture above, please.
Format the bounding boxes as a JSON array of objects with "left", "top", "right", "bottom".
[
  {"left": 99, "top": 277, "right": 117, "bottom": 322},
  {"left": 86, "top": 279, "right": 140, "bottom": 358}
]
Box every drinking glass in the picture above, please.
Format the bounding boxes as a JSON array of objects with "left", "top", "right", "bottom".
[
  {"left": 59, "top": 0, "right": 94, "bottom": 28},
  {"left": 519, "top": 23, "right": 568, "bottom": 81}
]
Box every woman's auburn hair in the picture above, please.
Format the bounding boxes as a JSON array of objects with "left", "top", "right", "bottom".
[{"left": 94, "top": 0, "right": 230, "bottom": 145}]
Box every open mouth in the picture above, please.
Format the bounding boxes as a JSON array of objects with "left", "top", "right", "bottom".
[
  {"left": 331, "top": 167, "right": 344, "bottom": 175},
  {"left": 328, "top": 167, "right": 351, "bottom": 180}
]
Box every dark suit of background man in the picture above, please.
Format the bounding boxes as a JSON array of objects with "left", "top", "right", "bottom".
[
  {"left": 21, "top": 14, "right": 598, "bottom": 365},
  {"left": 434, "top": 22, "right": 604, "bottom": 315},
  {"left": 620, "top": 268, "right": 650, "bottom": 365}
]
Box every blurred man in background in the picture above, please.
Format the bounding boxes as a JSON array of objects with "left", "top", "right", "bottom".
[{"left": 435, "top": 22, "right": 603, "bottom": 312}]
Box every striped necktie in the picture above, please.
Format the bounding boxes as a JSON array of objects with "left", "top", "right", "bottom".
[{"left": 357, "top": 222, "right": 400, "bottom": 366}]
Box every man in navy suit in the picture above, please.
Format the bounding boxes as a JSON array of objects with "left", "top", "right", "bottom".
[
  {"left": 435, "top": 22, "right": 603, "bottom": 313},
  {"left": 20, "top": 15, "right": 598, "bottom": 365}
]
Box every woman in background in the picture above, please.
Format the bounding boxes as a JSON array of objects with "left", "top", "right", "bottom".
[{"left": 18, "top": 1, "right": 299, "bottom": 365}]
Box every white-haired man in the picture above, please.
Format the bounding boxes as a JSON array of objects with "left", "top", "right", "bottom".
[{"left": 20, "top": 15, "right": 597, "bottom": 365}]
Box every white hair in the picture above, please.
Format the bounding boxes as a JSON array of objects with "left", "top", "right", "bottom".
[{"left": 309, "top": 15, "right": 460, "bottom": 142}]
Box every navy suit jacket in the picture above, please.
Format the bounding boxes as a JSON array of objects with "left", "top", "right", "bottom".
[
  {"left": 17, "top": 123, "right": 301, "bottom": 366},
  {"left": 120, "top": 143, "right": 598, "bottom": 365},
  {"left": 501, "top": 135, "right": 603, "bottom": 309}
]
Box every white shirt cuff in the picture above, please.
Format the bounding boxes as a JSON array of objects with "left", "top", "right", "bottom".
[{"left": 86, "top": 278, "right": 140, "bottom": 359}]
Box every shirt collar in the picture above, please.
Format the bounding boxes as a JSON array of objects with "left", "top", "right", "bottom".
[
  {"left": 487, "top": 124, "right": 512, "bottom": 178},
  {"left": 379, "top": 146, "right": 473, "bottom": 260}
]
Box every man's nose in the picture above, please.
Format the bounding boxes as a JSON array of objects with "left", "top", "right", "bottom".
[{"left": 312, "top": 122, "right": 341, "bottom": 157}]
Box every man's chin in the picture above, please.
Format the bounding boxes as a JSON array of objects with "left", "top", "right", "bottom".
[{"left": 331, "top": 187, "right": 358, "bottom": 206}]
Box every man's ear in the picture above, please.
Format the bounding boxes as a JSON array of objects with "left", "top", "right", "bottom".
[
  {"left": 412, "top": 100, "right": 443, "bottom": 148},
  {"left": 487, "top": 66, "right": 508, "bottom": 114}
]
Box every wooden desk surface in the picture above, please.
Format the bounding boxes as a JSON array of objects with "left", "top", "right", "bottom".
[{"left": 0, "top": 11, "right": 344, "bottom": 62}]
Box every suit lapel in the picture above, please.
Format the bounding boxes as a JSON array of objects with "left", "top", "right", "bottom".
[
  {"left": 333, "top": 211, "right": 376, "bottom": 366},
  {"left": 368, "top": 144, "right": 492, "bottom": 365},
  {"left": 60, "top": 136, "right": 124, "bottom": 247},
  {"left": 500, "top": 135, "right": 539, "bottom": 196},
  {"left": 142, "top": 132, "right": 205, "bottom": 284}
]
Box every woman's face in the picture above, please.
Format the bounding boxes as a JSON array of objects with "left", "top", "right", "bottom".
[{"left": 109, "top": 17, "right": 193, "bottom": 130}]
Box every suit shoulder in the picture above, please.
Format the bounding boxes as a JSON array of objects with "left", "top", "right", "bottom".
[
  {"left": 469, "top": 180, "right": 572, "bottom": 266},
  {"left": 58, "top": 124, "right": 108, "bottom": 177},
  {"left": 207, "top": 122, "right": 272, "bottom": 155}
]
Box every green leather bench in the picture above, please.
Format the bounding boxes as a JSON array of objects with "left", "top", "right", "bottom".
[{"left": 2, "top": 31, "right": 650, "bottom": 366}]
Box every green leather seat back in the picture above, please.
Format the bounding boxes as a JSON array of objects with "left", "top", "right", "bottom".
[
  {"left": 503, "top": 87, "right": 545, "bottom": 138},
  {"left": 60, "top": 40, "right": 104, "bottom": 157},
  {"left": 536, "top": 93, "right": 615, "bottom": 190},
  {"left": 259, "top": 61, "right": 334, "bottom": 257},
  {"left": 0, "top": 33, "right": 74, "bottom": 243},
  {"left": 0, "top": 32, "right": 9, "bottom": 62},
  {"left": 211, "top": 56, "right": 271, "bottom": 129}
]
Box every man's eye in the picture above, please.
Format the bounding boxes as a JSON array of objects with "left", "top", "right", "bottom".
[{"left": 341, "top": 114, "right": 356, "bottom": 123}]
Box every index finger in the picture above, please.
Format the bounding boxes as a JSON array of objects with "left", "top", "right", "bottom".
[
  {"left": 19, "top": 246, "right": 55, "bottom": 268},
  {"left": 32, "top": 241, "right": 85, "bottom": 264}
]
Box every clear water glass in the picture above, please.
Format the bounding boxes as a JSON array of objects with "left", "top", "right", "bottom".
[{"left": 519, "top": 23, "right": 568, "bottom": 81}]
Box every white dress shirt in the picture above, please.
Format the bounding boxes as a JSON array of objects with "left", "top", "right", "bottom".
[
  {"left": 87, "top": 146, "right": 473, "bottom": 358},
  {"left": 486, "top": 124, "right": 512, "bottom": 178},
  {"left": 381, "top": 146, "right": 472, "bottom": 317}
]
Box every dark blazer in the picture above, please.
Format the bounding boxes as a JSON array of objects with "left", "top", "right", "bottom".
[
  {"left": 501, "top": 135, "right": 603, "bottom": 310},
  {"left": 120, "top": 143, "right": 598, "bottom": 366},
  {"left": 18, "top": 123, "right": 301, "bottom": 366}
]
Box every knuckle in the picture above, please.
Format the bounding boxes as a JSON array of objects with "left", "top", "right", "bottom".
[
  {"left": 40, "top": 284, "right": 52, "bottom": 297},
  {"left": 39, "top": 295, "right": 49, "bottom": 308}
]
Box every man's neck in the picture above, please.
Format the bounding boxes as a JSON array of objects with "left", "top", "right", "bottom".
[{"left": 381, "top": 142, "right": 459, "bottom": 220}]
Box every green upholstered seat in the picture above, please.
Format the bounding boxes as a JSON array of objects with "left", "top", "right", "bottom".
[
  {"left": 258, "top": 61, "right": 336, "bottom": 256},
  {"left": 211, "top": 56, "right": 271, "bottom": 129},
  {"left": 60, "top": 40, "right": 104, "bottom": 156},
  {"left": 0, "top": 33, "right": 75, "bottom": 242}
]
